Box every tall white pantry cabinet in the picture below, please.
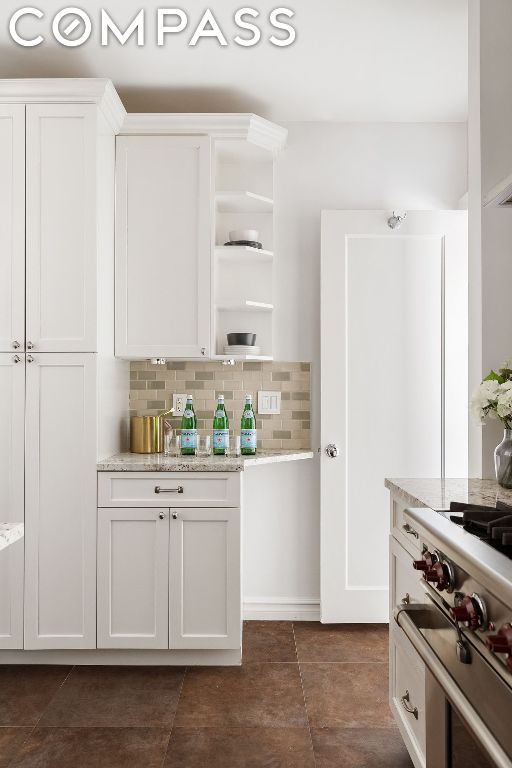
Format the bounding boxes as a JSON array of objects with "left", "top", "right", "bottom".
[{"left": 0, "top": 81, "right": 126, "bottom": 650}]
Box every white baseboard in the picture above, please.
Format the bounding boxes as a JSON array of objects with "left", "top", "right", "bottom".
[{"left": 243, "top": 597, "right": 320, "bottom": 621}]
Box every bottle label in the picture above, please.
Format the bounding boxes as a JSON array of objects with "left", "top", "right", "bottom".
[
  {"left": 213, "top": 429, "right": 229, "bottom": 450},
  {"left": 241, "top": 429, "right": 257, "bottom": 450},
  {"left": 181, "top": 429, "right": 197, "bottom": 449},
  {"left": 215, "top": 409, "right": 225, "bottom": 419},
  {"left": 184, "top": 408, "right": 194, "bottom": 419}
]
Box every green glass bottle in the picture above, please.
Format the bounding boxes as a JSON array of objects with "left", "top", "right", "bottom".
[
  {"left": 213, "top": 394, "right": 229, "bottom": 455},
  {"left": 180, "top": 395, "right": 197, "bottom": 455},
  {"left": 240, "top": 394, "right": 257, "bottom": 455}
]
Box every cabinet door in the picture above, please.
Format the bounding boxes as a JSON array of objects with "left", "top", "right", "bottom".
[
  {"left": 0, "top": 354, "right": 25, "bottom": 648},
  {"left": 24, "top": 353, "right": 97, "bottom": 649},
  {"left": 26, "top": 104, "right": 97, "bottom": 352},
  {"left": 0, "top": 106, "right": 25, "bottom": 352},
  {"left": 97, "top": 508, "right": 169, "bottom": 649},
  {"left": 116, "top": 135, "right": 211, "bottom": 359},
  {"left": 169, "top": 507, "right": 241, "bottom": 649}
]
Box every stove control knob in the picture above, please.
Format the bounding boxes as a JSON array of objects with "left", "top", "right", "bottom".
[
  {"left": 486, "top": 623, "right": 512, "bottom": 654},
  {"left": 425, "top": 561, "right": 454, "bottom": 592},
  {"left": 450, "top": 594, "right": 487, "bottom": 631},
  {"left": 412, "top": 551, "right": 435, "bottom": 571}
]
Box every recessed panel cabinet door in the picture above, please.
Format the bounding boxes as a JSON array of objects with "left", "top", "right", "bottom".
[
  {"left": 0, "top": 106, "right": 25, "bottom": 353},
  {"left": 97, "top": 508, "right": 169, "bottom": 649},
  {"left": 25, "top": 104, "right": 97, "bottom": 352},
  {"left": 0, "top": 354, "right": 25, "bottom": 649},
  {"left": 24, "top": 354, "right": 97, "bottom": 649},
  {"left": 115, "top": 135, "right": 211, "bottom": 359},
  {"left": 169, "top": 508, "right": 241, "bottom": 649}
]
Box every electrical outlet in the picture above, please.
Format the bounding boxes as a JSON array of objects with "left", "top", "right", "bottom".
[
  {"left": 172, "top": 394, "right": 187, "bottom": 416},
  {"left": 258, "top": 391, "right": 281, "bottom": 415}
]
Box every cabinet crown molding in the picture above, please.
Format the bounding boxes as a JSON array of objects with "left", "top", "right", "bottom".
[
  {"left": 0, "top": 78, "right": 126, "bottom": 133},
  {"left": 120, "top": 112, "right": 287, "bottom": 153}
]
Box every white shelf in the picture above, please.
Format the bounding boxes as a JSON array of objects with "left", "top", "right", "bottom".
[
  {"left": 216, "top": 191, "right": 274, "bottom": 214},
  {"left": 215, "top": 246, "right": 274, "bottom": 262},
  {"left": 215, "top": 300, "right": 274, "bottom": 312}
]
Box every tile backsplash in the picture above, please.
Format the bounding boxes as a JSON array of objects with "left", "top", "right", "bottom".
[{"left": 130, "top": 361, "right": 311, "bottom": 450}]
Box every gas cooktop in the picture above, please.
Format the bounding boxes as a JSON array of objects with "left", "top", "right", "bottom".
[{"left": 441, "top": 501, "right": 512, "bottom": 560}]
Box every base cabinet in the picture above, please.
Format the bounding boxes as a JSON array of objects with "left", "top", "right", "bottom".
[{"left": 97, "top": 503, "right": 241, "bottom": 651}]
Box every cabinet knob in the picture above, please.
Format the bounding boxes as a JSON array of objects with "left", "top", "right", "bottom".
[
  {"left": 12, "top": 340, "right": 20, "bottom": 350},
  {"left": 27, "top": 341, "right": 34, "bottom": 350},
  {"left": 13, "top": 355, "right": 21, "bottom": 364},
  {"left": 158, "top": 512, "right": 165, "bottom": 520},
  {"left": 27, "top": 355, "right": 34, "bottom": 364},
  {"left": 172, "top": 512, "right": 178, "bottom": 520},
  {"left": 201, "top": 347, "right": 206, "bottom": 356}
]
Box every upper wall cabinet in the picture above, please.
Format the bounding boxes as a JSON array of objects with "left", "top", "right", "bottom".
[
  {"left": 115, "top": 135, "right": 212, "bottom": 359},
  {"left": 0, "top": 106, "right": 25, "bottom": 352},
  {"left": 115, "top": 115, "right": 287, "bottom": 361}
]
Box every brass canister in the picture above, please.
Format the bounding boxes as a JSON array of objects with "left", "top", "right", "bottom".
[{"left": 130, "top": 415, "right": 165, "bottom": 454}]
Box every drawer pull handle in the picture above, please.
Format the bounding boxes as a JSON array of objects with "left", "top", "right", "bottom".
[
  {"left": 172, "top": 512, "right": 178, "bottom": 520},
  {"left": 402, "top": 523, "right": 419, "bottom": 539},
  {"left": 401, "top": 593, "right": 410, "bottom": 605},
  {"left": 155, "top": 486, "right": 184, "bottom": 494},
  {"left": 400, "top": 690, "right": 418, "bottom": 720}
]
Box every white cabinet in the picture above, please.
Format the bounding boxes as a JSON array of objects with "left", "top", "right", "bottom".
[
  {"left": 115, "top": 135, "right": 211, "bottom": 359},
  {"left": 169, "top": 507, "right": 241, "bottom": 650},
  {"left": 24, "top": 353, "right": 97, "bottom": 649},
  {"left": 0, "top": 354, "right": 25, "bottom": 648},
  {"left": 0, "top": 106, "right": 25, "bottom": 352},
  {"left": 26, "top": 104, "right": 98, "bottom": 353},
  {"left": 97, "top": 508, "right": 169, "bottom": 649}
]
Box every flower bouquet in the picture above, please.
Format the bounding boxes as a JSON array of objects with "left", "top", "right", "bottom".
[{"left": 472, "top": 359, "right": 512, "bottom": 488}]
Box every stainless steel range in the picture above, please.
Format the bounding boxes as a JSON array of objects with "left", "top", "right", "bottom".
[{"left": 392, "top": 500, "right": 512, "bottom": 768}]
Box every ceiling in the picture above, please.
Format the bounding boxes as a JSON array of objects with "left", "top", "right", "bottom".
[{"left": 0, "top": 0, "right": 468, "bottom": 122}]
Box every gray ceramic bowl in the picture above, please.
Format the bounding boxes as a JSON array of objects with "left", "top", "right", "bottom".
[{"left": 227, "top": 333, "right": 257, "bottom": 346}]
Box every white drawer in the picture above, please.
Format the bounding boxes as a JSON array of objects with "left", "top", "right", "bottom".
[
  {"left": 98, "top": 472, "right": 241, "bottom": 508},
  {"left": 391, "top": 496, "right": 423, "bottom": 556},
  {"left": 390, "top": 536, "right": 426, "bottom": 612},
  {"left": 390, "top": 623, "right": 426, "bottom": 768}
]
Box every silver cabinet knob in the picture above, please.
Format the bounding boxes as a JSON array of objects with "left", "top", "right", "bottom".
[
  {"left": 12, "top": 340, "right": 20, "bottom": 349},
  {"left": 159, "top": 511, "right": 166, "bottom": 520},
  {"left": 27, "top": 355, "right": 34, "bottom": 363},
  {"left": 172, "top": 512, "right": 178, "bottom": 520},
  {"left": 26, "top": 341, "right": 34, "bottom": 350},
  {"left": 325, "top": 444, "right": 339, "bottom": 458},
  {"left": 13, "top": 355, "right": 21, "bottom": 364}
]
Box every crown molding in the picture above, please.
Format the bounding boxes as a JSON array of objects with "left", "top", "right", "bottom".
[
  {"left": 0, "top": 78, "right": 126, "bottom": 133},
  {"left": 120, "top": 112, "right": 287, "bottom": 153}
]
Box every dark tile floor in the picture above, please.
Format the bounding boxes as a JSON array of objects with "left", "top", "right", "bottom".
[{"left": 0, "top": 622, "right": 413, "bottom": 767}]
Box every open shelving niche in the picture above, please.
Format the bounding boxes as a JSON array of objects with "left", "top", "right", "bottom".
[{"left": 212, "top": 136, "right": 282, "bottom": 361}]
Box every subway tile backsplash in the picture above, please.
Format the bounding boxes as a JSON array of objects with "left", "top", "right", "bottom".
[{"left": 129, "top": 361, "right": 311, "bottom": 450}]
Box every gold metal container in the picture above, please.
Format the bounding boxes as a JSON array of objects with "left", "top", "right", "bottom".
[{"left": 130, "top": 415, "right": 165, "bottom": 454}]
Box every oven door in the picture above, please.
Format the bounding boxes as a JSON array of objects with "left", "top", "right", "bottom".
[{"left": 395, "top": 602, "right": 512, "bottom": 768}]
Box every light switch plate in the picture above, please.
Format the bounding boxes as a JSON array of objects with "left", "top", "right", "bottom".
[
  {"left": 172, "top": 394, "right": 187, "bottom": 416},
  {"left": 258, "top": 391, "right": 281, "bottom": 415}
]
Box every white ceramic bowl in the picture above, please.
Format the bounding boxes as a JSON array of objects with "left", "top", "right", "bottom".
[{"left": 229, "top": 229, "right": 259, "bottom": 242}]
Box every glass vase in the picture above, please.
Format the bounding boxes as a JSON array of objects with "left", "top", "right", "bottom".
[{"left": 494, "top": 429, "right": 512, "bottom": 488}]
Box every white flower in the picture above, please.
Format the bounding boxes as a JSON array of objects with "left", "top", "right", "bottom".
[
  {"left": 471, "top": 379, "right": 500, "bottom": 423},
  {"left": 497, "top": 385, "right": 512, "bottom": 420}
]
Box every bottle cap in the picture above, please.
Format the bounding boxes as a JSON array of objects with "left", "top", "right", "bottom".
[
  {"left": 218, "top": 394, "right": 224, "bottom": 400},
  {"left": 187, "top": 395, "right": 193, "bottom": 400}
]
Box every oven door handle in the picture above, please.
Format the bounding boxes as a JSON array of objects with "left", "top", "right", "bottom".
[{"left": 395, "top": 605, "right": 512, "bottom": 768}]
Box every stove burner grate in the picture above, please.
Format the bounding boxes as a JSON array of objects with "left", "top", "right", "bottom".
[{"left": 449, "top": 501, "right": 512, "bottom": 557}]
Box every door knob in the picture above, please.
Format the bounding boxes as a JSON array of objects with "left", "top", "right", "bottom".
[
  {"left": 27, "top": 355, "right": 34, "bottom": 363},
  {"left": 13, "top": 355, "right": 21, "bottom": 364},
  {"left": 325, "top": 443, "right": 339, "bottom": 458},
  {"left": 158, "top": 511, "right": 166, "bottom": 520},
  {"left": 172, "top": 512, "right": 178, "bottom": 520},
  {"left": 12, "top": 340, "right": 20, "bottom": 349},
  {"left": 27, "top": 341, "right": 34, "bottom": 350}
]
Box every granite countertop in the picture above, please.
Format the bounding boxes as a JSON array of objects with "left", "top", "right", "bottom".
[
  {"left": 98, "top": 449, "right": 315, "bottom": 472},
  {"left": 385, "top": 478, "right": 512, "bottom": 511},
  {"left": 0, "top": 523, "right": 24, "bottom": 553}
]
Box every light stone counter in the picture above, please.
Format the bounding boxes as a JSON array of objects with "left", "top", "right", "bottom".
[
  {"left": 385, "top": 478, "right": 512, "bottom": 511},
  {"left": 98, "top": 449, "right": 315, "bottom": 472},
  {"left": 0, "top": 523, "right": 24, "bottom": 553}
]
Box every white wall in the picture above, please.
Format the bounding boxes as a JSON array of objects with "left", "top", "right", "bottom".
[{"left": 243, "top": 121, "right": 468, "bottom": 617}]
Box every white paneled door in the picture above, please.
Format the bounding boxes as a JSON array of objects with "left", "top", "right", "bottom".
[
  {"left": 25, "top": 104, "right": 97, "bottom": 353},
  {"left": 115, "top": 135, "right": 211, "bottom": 359},
  {"left": 0, "top": 106, "right": 25, "bottom": 353},
  {"left": 24, "top": 353, "right": 97, "bottom": 649},
  {"left": 0, "top": 354, "right": 25, "bottom": 648},
  {"left": 320, "top": 211, "right": 468, "bottom": 622},
  {"left": 97, "top": 508, "right": 170, "bottom": 649},
  {"left": 169, "top": 508, "right": 241, "bottom": 649}
]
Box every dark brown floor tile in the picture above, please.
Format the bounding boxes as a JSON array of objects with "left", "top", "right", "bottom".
[
  {"left": 242, "top": 621, "right": 297, "bottom": 662},
  {"left": 300, "top": 662, "right": 393, "bottom": 728},
  {"left": 0, "top": 728, "right": 32, "bottom": 767},
  {"left": 175, "top": 664, "right": 307, "bottom": 728},
  {"left": 10, "top": 727, "right": 170, "bottom": 768},
  {"left": 294, "top": 622, "right": 388, "bottom": 662},
  {"left": 0, "top": 666, "right": 71, "bottom": 726},
  {"left": 311, "top": 727, "right": 413, "bottom": 767},
  {"left": 164, "top": 727, "right": 315, "bottom": 767},
  {"left": 39, "top": 666, "right": 185, "bottom": 727}
]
